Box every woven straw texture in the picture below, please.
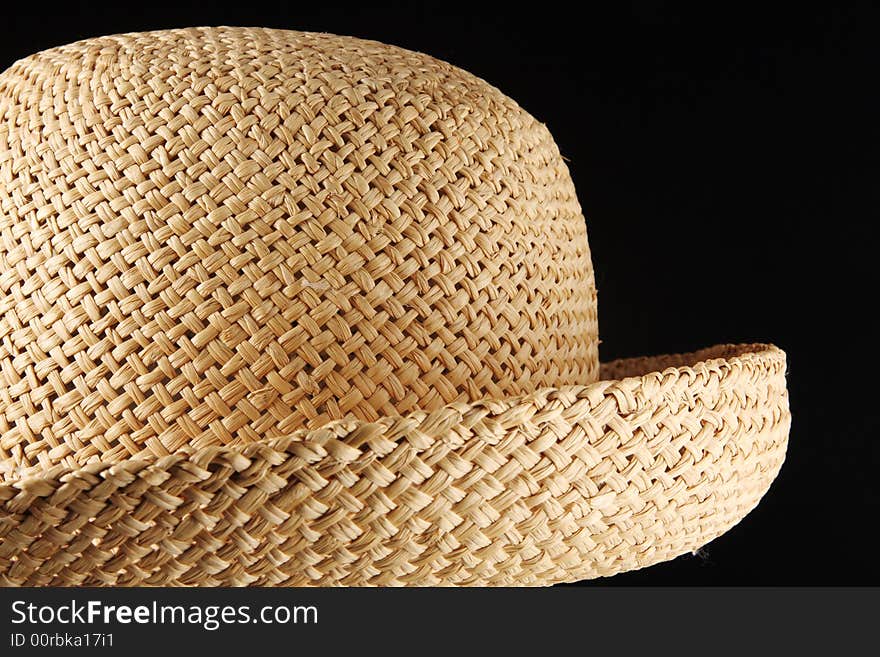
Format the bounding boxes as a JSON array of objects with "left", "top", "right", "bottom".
[
  {"left": 0, "top": 28, "right": 789, "bottom": 586},
  {"left": 0, "top": 27, "right": 596, "bottom": 476}
]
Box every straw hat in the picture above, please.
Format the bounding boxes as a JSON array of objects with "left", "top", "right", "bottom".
[{"left": 0, "top": 27, "right": 789, "bottom": 586}]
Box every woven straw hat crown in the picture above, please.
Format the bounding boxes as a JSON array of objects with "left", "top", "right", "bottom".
[{"left": 0, "top": 27, "right": 598, "bottom": 476}]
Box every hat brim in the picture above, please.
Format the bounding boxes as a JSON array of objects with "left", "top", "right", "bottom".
[{"left": 0, "top": 343, "right": 789, "bottom": 586}]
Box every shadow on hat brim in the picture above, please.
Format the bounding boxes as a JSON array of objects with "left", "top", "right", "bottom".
[{"left": 0, "top": 343, "right": 789, "bottom": 586}]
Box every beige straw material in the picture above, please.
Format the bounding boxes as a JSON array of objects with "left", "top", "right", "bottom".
[
  {"left": 0, "top": 27, "right": 597, "bottom": 477},
  {"left": 0, "top": 28, "right": 789, "bottom": 586},
  {"left": 0, "top": 344, "right": 788, "bottom": 586}
]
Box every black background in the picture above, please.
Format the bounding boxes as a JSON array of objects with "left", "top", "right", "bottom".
[{"left": 0, "top": 2, "right": 876, "bottom": 585}]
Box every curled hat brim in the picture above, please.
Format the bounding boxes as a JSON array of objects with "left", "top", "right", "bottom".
[{"left": 0, "top": 343, "right": 789, "bottom": 586}]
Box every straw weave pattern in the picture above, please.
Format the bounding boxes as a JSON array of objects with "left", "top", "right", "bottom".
[
  {"left": 0, "top": 27, "right": 596, "bottom": 478},
  {"left": 0, "top": 344, "right": 789, "bottom": 586},
  {"left": 0, "top": 28, "right": 789, "bottom": 586}
]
